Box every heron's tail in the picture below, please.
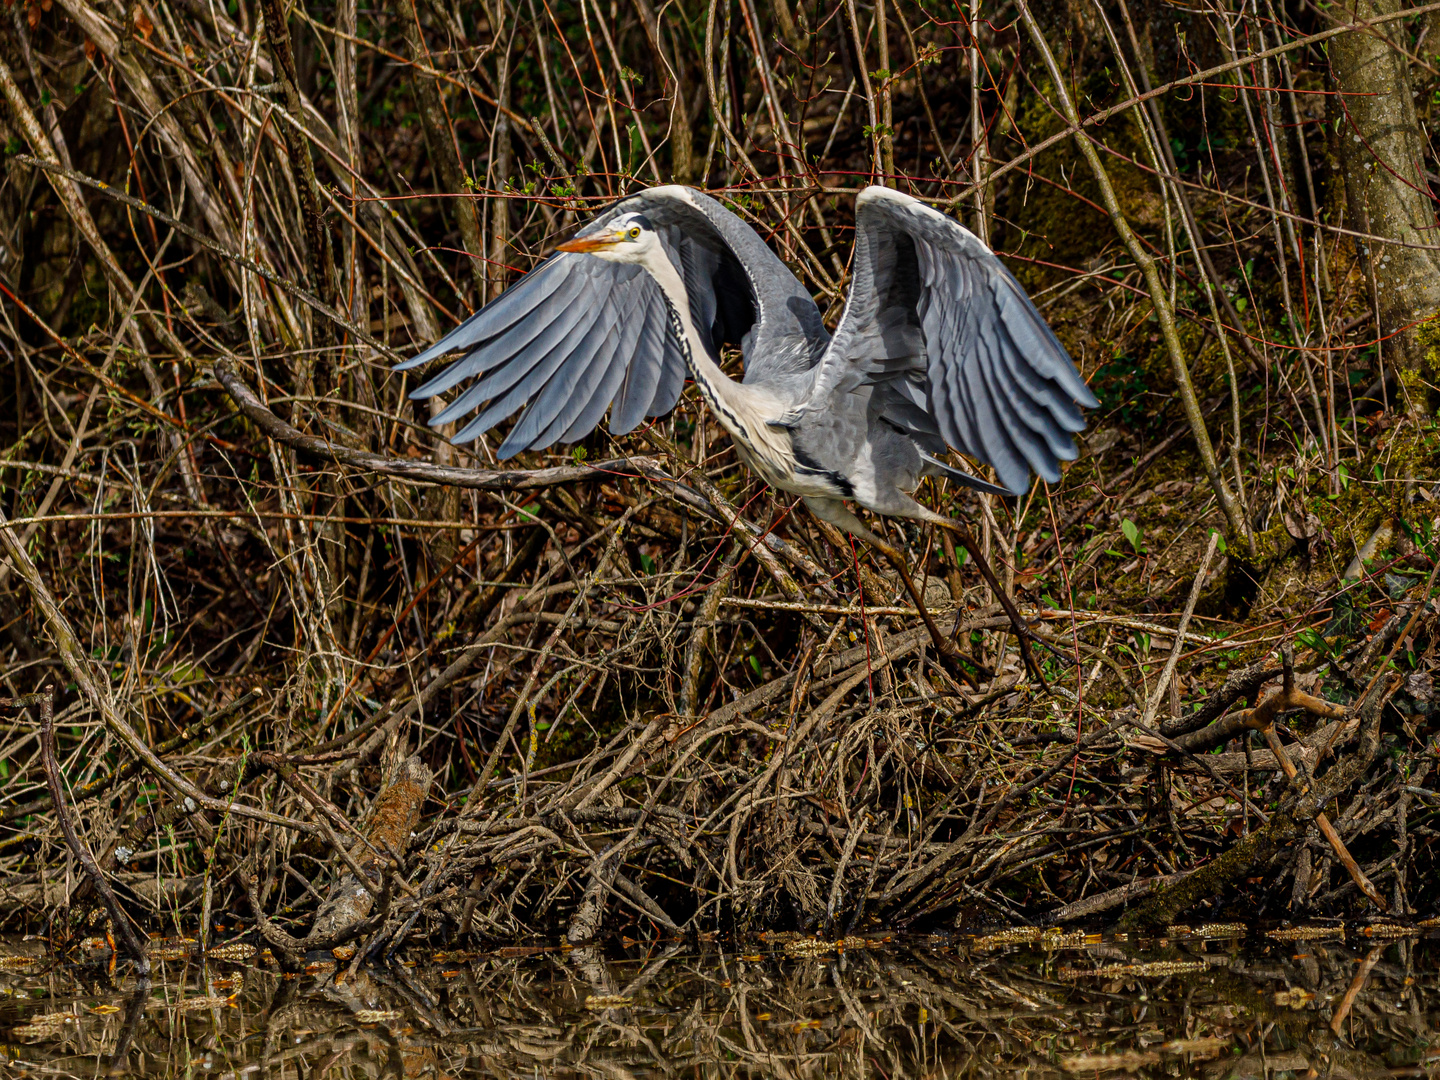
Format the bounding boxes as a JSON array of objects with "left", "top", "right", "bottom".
[{"left": 918, "top": 452, "right": 1013, "bottom": 498}]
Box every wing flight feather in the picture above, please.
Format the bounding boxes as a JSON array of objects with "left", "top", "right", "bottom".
[
  {"left": 609, "top": 290, "right": 669, "bottom": 435},
  {"left": 811, "top": 186, "right": 1098, "bottom": 494}
]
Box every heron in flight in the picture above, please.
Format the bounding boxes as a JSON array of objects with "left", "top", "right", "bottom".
[{"left": 397, "top": 185, "right": 1096, "bottom": 679}]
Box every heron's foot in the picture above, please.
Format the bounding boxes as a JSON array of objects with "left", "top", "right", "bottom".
[{"left": 928, "top": 630, "right": 984, "bottom": 690}]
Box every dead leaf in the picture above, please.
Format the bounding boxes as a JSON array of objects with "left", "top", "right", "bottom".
[
  {"left": 1126, "top": 735, "right": 1168, "bottom": 754},
  {"left": 1282, "top": 508, "right": 1319, "bottom": 541}
]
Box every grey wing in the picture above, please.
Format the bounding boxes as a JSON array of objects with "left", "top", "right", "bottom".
[
  {"left": 394, "top": 186, "right": 828, "bottom": 458},
  {"left": 807, "top": 186, "right": 1099, "bottom": 495}
]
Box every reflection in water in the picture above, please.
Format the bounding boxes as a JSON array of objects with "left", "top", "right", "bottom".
[{"left": 1, "top": 927, "right": 1436, "bottom": 1077}]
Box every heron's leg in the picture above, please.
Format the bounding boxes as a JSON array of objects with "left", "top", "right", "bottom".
[
  {"left": 803, "top": 498, "right": 980, "bottom": 687},
  {"left": 882, "top": 496, "right": 1050, "bottom": 690}
]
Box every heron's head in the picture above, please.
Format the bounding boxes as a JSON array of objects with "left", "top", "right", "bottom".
[{"left": 556, "top": 213, "right": 659, "bottom": 264}]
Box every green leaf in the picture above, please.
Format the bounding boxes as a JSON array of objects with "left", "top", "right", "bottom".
[
  {"left": 1210, "top": 527, "right": 1227, "bottom": 555},
  {"left": 1121, "top": 518, "right": 1142, "bottom": 553},
  {"left": 1295, "top": 627, "right": 1333, "bottom": 657}
]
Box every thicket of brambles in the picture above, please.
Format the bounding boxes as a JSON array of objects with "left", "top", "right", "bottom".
[{"left": 1, "top": 0, "right": 1438, "bottom": 959}]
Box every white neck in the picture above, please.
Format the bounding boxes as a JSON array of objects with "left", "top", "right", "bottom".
[
  {"left": 637, "top": 242, "right": 794, "bottom": 484},
  {"left": 639, "top": 246, "right": 737, "bottom": 406}
]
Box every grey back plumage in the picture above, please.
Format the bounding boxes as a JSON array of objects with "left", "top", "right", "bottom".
[
  {"left": 394, "top": 186, "right": 827, "bottom": 457},
  {"left": 803, "top": 186, "right": 1099, "bottom": 495}
]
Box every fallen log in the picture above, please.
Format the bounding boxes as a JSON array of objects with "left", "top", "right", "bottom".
[{"left": 307, "top": 755, "right": 432, "bottom": 948}]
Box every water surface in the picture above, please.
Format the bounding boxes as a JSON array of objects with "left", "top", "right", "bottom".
[{"left": 2, "top": 924, "right": 1436, "bottom": 1077}]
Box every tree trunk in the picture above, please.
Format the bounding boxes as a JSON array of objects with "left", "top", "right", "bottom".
[{"left": 1332, "top": 0, "right": 1440, "bottom": 397}]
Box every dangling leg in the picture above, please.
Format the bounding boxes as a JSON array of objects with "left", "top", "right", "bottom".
[
  {"left": 804, "top": 498, "right": 982, "bottom": 686},
  {"left": 891, "top": 497, "right": 1049, "bottom": 690}
]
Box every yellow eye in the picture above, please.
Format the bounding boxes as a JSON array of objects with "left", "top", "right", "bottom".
[{"left": 628, "top": 227, "right": 640, "bottom": 239}]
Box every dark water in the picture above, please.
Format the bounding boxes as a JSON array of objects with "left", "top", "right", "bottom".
[{"left": 1, "top": 924, "right": 1436, "bottom": 1078}]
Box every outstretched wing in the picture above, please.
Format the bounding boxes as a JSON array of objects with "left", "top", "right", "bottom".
[
  {"left": 808, "top": 186, "right": 1098, "bottom": 494},
  {"left": 395, "top": 186, "right": 827, "bottom": 457}
]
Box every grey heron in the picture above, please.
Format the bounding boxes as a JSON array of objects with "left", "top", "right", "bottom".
[{"left": 396, "top": 185, "right": 1097, "bottom": 680}]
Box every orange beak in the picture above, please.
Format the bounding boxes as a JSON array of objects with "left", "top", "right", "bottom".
[{"left": 556, "top": 234, "right": 618, "bottom": 254}]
